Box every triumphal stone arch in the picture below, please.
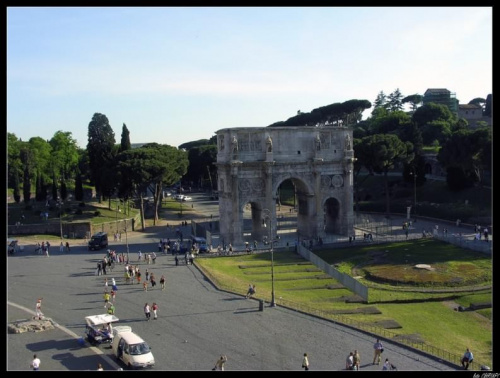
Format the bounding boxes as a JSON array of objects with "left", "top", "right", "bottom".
[{"left": 215, "top": 126, "right": 355, "bottom": 246}]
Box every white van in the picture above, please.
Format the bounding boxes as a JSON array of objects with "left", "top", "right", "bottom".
[{"left": 111, "top": 326, "right": 155, "bottom": 369}]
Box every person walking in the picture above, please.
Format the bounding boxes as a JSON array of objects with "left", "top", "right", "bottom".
[
  {"left": 213, "top": 355, "right": 227, "bottom": 371},
  {"left": 65, "top": 241, "right": 70, "bottom": 252},
  {"left": 175, "top": 254, "right": 179, "bottom": 266},
  {"left": 107, "top": 302, "right": 115, "bottom": 315},
  {"left": 103, "top": 291, "right": 111, "bottom": 308},
  {"left": 138, "top": 250, "right": 142, "bottom": 262},
  {"left": 373, "top": 339, "right": 384, "bottom": 365},
  {"left": 160, "top": 275, "right": 166, "bottom": 291},
  {"left": 302, "top": 353, "right": 310, "bottom": 370},
  {"left": 30, "top": 354, "right": 41, "bottom": 370},
  {"left": 461, "top": 348, "right": 474, "bottom": 370},
  {"left": 144, "top": 303, "right": 151, "bottom": 321},
  {"left": 353, "top": 349, "right": 361, "bottom": 370},
  {"left": 35, "top": 298, "right": 43, "bottom": 320},
  {"left": 60, "top": 242, "right": 64, "bottom": 253},
  {"left": 152, "top": 302, "right": 158, "bottom": 319},
  {"left": 104, "top": 278, "right": 108, "bottom": 289},
  {"left": 102, "top": 258, "right": 107, "bottom": 275},
  {"left": 346, "top": 351, "right": 354, "bottom": 370}
]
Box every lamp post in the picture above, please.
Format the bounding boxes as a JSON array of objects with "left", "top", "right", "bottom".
[
  {"left": 410, "top": 168, "right": 417, "bottom": 219},
  {"left": 262, "top": 209, "right": 276, "bottom": 307},
  {"left": 124, "top": 219, "right": 129, "bottom": 263},
  {"left": 57, "top": 197, "right": 63, "bottom": 241},
  {"left": 116, "top": 200, "right": 120, "bottom": 234}
]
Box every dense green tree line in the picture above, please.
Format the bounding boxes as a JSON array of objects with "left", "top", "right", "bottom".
[
  {"left": 8, "top": 89, "right": 492, "bottom": 223},
  {"left": 8, "top": 113, "right": 188, "bottom": 229}
]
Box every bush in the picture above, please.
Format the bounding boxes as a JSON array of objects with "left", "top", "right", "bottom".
[
  {"left": 25, "top": 205, "right": 33, "bottom": 211},
  {"left": 79, "top": 202, "right": 86, "bottom": 207},
  {"left": 75, "top": 209, "right": 83, "bottom": 215},
  {"left": 94, "top": 211, "right": 101, "bottom": 216}
]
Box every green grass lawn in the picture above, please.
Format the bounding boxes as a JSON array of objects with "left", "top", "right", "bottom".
[
  {"left": 7, "top": 199, "right": 140, "bottom": 226},
  {"left": 196, "top": 240, "right": 492, "bottom": 367}
]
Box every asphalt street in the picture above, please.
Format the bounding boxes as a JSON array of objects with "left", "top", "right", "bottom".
[{"left": 7, "top": 221, "right": 459, "bottom": 371}]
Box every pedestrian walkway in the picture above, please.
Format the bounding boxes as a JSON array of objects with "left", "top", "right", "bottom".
[{"left": 7, "top": 224, "right": 459, "bottom": 371}]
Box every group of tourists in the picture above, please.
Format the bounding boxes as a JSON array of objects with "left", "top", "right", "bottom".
[{"left": 34, "top": 241, "right": 51, "bottom": 256}]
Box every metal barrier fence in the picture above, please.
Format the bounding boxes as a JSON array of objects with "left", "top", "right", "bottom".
[{"left": 433, "top": 233, "right": 492, "bottom": 255}]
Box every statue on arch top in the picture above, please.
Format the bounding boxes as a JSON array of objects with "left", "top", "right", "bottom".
[
  {"left": 315, "top": 134, "right": 321, "bottom": 151},
  {"left": 345, "top": 134, "right": 351, "bottom": 150},
  {"left": 266, "top": 135, "right": 273, "bottom": 153}
]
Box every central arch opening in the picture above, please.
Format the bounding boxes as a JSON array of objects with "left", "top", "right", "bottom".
[
  {"left": 277, "top": 178, "right": 314, "bottom": 239},
  {"left": 324, "top": 197, "right": 341, "bottom": 234}
]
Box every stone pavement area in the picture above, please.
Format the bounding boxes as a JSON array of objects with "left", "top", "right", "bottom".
[{"left": 7, "top": 212, "right": 488, "bottom": 371}]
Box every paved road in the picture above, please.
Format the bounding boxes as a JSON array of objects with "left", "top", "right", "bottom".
[{"left": 8, "top": 222, "right": 458, "bottom": 371}]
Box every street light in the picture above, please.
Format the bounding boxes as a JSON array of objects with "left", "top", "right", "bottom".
[
  {"left": 410, "top": 168, "right": 417, "bottom": 219},
  {"left": 124, "top": 219, "right": 129, "bottom": 263},
  {"left": 116, "top": 200, "right": 120, "bottom": 233},
  {"left": 57, "top": 197, "right": 63, "bottom": 241},
  {"left": 262, "top": 208, "right": 276, "bottom": 307}
]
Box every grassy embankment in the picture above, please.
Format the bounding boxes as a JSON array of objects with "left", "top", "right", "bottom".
[{"left": 196, "top": 239, "right": 492, "bottom": 367}]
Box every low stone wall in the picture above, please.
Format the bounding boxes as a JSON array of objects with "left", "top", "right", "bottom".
[
  {"left": 8, "top": 217, "right": 138, "bottom": 239},
  {"left": 8, "top": 222, "right": 92, "bottom": 239}
]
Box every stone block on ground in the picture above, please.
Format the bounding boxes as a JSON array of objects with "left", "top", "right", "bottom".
[{"left": 8, "top": 318, "right": 55, "bottom": 334}]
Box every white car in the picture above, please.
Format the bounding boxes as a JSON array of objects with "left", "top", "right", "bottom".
[
  {"left": 173, "top": 194, "right": 184, "bottom": 201},
  {"left": 182, "top": 196, "right": 192, "bottom": 201},
  {"left": 111, "top": 326, "right": 155, "bottom": 369}
]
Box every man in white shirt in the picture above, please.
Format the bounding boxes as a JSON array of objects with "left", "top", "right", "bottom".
[{"left": 31, "top": 354, "right": 40, "bottom": 370}]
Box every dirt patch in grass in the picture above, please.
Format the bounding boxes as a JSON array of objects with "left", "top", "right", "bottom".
[
  {"left": 373, "top": 319, "right": 402, "bottom": 329},
  {"left": 329, "top": 306, "right": 382, "bottom": 315},
  {"left": 392, "top": 333, "right": 425, "bottom": 344},
  {"left": 285, "top": 283, "right": 345, "bottom": 291}
]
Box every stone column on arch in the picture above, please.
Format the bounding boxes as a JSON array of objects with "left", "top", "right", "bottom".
[{"left": 230, "top": 162, "right": 244, "bottom": 246}]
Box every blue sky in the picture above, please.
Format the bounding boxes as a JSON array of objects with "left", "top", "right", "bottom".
[{"left": 7, "top": 7, "right": 492, "bottom": 149}]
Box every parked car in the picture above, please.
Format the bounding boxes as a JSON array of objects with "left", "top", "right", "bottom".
[
  {"left": 173, "top": 194, "right": 184, "bottom": 201},
  {"left": 182, "top": 196, "right": 192, "bottom": 201},
  {"left": 111, "top": 326, "right": 155, "bottom": 369},
  {"left": 88, "top": 232, "right": 108, "bottom": 251}
]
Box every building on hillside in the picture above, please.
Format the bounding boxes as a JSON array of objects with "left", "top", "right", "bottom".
[
  {"left": 423, "top": 88, "right": 458, "bottom": 114},
  {"left": 458, "top": 104, "right": 492, "bottom": 128}
]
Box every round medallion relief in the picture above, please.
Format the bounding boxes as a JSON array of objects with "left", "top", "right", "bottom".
[{"left": 332, "top": 174, "right": 344, "bottom": 188}]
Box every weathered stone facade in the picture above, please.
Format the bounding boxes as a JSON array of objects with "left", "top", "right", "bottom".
[{"left": 215, "top": 126, "right": 355, "bottom": 245}]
